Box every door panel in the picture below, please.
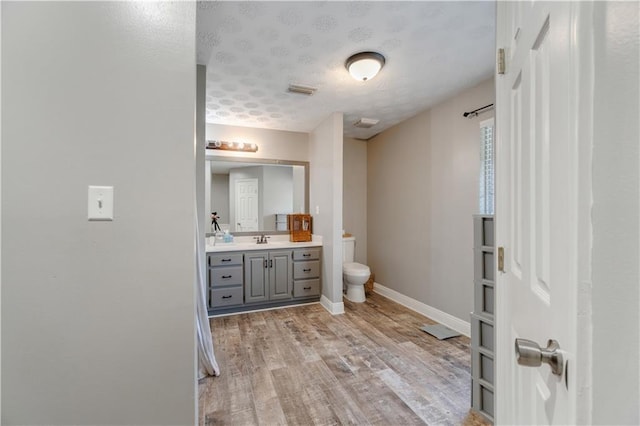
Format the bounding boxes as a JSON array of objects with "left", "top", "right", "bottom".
[
  {"left": 269, "top": 250, "right": 292, "bottom": 301},
  {"left": 244, "top": 252, "right": 268, "bottom": 304},
  {"left": 531, "top": 17, "right": 551, "bottom": 301},
  {"left": 236, "top": 178, "right": 259, "bottom": 232},
  {"left": 496, "top": 2, "right": 578, "bottom": 424}
]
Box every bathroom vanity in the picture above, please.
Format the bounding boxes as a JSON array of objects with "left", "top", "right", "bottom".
[{"left": 206, "top": 238, "right": 322, "bottom": 315}]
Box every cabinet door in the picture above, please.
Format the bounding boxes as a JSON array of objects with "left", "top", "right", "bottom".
[
  {"left": 269, "top": 250, "right": 292, "bottom": 301},
  {"left": 244, "top": 251, "right": 268, "bottom": 304}
]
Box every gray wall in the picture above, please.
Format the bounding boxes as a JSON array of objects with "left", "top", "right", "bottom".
[
  {"left": 2, "top": 3, "right": 196, "bottom": 424},
  {"left": 211, "top": 173, "right": 230, "bottom": 227},
  {"left": 367, "top": 78, "right": 494, "bottom": 321},
  {"left": 293, "top": 165, "right": 306, "bottom": 214},
  {"left": 263, "top": 165, "right": 294, "bottom": 227},
  {"left": 309, "top": 113, "right": 344, "bottom": 310},
  {"left": 591, "top": 2, "right": 639, "bottom": 423},
  {"left": 343, "top": 137, "right": 368, "bottom": 264},
  {"left": 207, "top": 124, "right": 309, "bottom": 162}
]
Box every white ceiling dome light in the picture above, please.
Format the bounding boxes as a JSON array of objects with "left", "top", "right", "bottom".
[{"left": 345, "top": 51, "right": 386, "bottom": 82}]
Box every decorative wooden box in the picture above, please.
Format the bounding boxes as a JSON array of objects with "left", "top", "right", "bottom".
[{"left": 288, "top": 214, "right": 312, "bottom": 242}]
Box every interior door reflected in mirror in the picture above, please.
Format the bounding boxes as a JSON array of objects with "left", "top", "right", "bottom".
[{"left": 206, "top": 157, "right": 309, "bottom": 235}]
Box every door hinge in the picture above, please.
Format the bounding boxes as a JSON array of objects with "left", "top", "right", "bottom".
[
  {"left": 498, "top": 246, "right": 505, "bottom": 272},
  {"left": 497, "top": 48, "right": 506, "bottom": 74}
]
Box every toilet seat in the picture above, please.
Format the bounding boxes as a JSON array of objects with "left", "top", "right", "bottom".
[{"left": 343, "top": 262, "right": 370, "bottom": 276}]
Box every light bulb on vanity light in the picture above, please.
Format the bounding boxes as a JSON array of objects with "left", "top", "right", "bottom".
[{"left": 205, "top": 140, "right": 259, "bottom": 153}]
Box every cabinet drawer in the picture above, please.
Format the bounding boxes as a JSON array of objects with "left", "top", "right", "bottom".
[
  {"left": 209, "top": 266, "right": 243, "bottom": 287},
  {"left": 293, "top": 248, "right": 320, "bottom": 261},
  {"left": 293, "top": 279, "right": 320, "bottom": 298},
  {"left": 208, "top": 253, "right": 243, "bottom": 267},
  {"left": 293, "top": 261, "right": 319, "bottom": 279},
  {"left": 210, "top": 287, "right": 243, "bottom": 308}
]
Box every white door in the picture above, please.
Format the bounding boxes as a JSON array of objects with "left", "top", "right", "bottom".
[
  {"left": 235, "top": 178, "right": 259, "bottom": 232},
  {"left": 495, "top": 2, "right": 582, "bottom": 424}
]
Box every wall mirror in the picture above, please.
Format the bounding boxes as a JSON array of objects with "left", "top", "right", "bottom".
[{"left": 206, "top": 156, "right": 309, "bottom": 235}]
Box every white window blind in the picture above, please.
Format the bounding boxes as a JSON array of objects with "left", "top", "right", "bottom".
[{"left": 479, "top": 118, "right": 495, "bottom": 215}]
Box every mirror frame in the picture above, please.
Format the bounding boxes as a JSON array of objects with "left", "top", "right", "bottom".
[{"left": 207, "top": 156, "right": 310, "bottom": 236}]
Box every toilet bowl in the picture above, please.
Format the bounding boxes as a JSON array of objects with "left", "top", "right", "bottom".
[
  {"left": 343, "top": 262, "right": 370, "bottom": 302},
  {"left": 343, "top": 236, "right": 370, "bottom": 303}
]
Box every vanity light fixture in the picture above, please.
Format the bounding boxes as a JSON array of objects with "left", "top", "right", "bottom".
[
  {"left": 206, "top": 140, "right": 258, "bottom": 153},
  {"left": 345, "top": 51, "right": 386, "bottom": 81}
]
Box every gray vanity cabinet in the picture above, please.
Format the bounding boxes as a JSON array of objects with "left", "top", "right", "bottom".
[
  {"left": 292, "top": 248, "right": 321, "bottom": 298},
  {"left": 269, "top": 251, "right": 294, "bottom": 300},
  {"left": 208, "top": 246, "right": 321, "bottom": 315},
  {"left": 244, "top": 251, "right": 268, "bottom": 304},
  {"left": 244, "top": 250, "right": 293, "bottom": 304},
  {"left": 208, "top": 253, "right": 244, "bottom": 309}
]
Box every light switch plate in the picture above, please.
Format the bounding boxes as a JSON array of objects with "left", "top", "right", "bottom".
[{"left": 88, "top": 186, "right": 114, "bottom": 221}]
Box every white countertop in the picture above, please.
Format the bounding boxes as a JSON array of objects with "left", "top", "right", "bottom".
[{"left": 206, "top": 234, "right": 322, "bottom": 253}]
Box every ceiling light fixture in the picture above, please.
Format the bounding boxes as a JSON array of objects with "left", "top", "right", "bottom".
[
  {"left": 345, "top": 51, "right": 386, "bottom": 81},
  {"left": 206, "top": 140, "right": 258, "bottom": 153}
]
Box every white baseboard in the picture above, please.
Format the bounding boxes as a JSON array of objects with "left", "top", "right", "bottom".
[
  {"left": 320, "top": 295, "right": 345, "bottom": 315},
  {"left": 373, "top": 282, "right": 470, "bottom": 337}
]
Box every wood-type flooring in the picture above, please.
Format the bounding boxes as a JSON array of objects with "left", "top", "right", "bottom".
[{"left": 199, "top": 292, "right": 490, "bottom": 426}]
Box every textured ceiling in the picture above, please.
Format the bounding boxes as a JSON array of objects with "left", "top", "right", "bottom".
[{"left": 197, "top": 1, "right": 495, "bottom": 140}]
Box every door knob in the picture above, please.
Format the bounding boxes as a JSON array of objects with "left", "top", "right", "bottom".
[{"left": 515, "top": 338, "right": 564, "bottom": 376}]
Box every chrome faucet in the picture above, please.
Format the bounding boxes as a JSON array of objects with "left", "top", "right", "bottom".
[{"left": 254, "top": 234, "right": 270, "bottom": 244}]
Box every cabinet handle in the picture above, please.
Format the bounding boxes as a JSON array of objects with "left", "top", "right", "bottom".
[
  {"left": 221, "top": 295, "right": 232, "bottom": 299},
  {"left": 264, "top": 259, "right": 268, "bottom": 268},
  {"left": 222, "top": 275, "right": 232, "bottom": 279},
  {"left": 269, "top": 259, "right": 273, "bottom": 268},
  {"left": 303, "top": 253, "right": 311, "bottom": 257},
  {"left": 221, "top": 258, "right": 232, "bottom": 262},
  {"left": 303, "top": 268, "right": 311, "bottom": 272},
  {"left": 303, "top": 286, "right": 312, "bottom": 290}
]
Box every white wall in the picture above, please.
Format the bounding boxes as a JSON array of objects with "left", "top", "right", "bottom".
[
  {"left": 343, "top": 137, "right": 367, "bottom": 264},
  {"left": 309, "top": 113, "right": 344, "bottom": 314},
  {"left": 2, "top": 3, "right": 197, "bottom": 424},
  {"left": 207, "top": 124, "right": 308, "bottom": 162},
  {"left": 591, "top": 2, "right": 639, "bottom": 423},
  {"left": 367, "top": 78, "right": 494, "bottom": 322}
]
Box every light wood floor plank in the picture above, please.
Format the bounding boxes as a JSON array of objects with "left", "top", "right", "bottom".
[{"left": 200, "top": 293, "right": 490, "bottom": 426}]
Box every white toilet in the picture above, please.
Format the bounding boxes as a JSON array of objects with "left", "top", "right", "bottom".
[{"left": 343, "top": 236, "right": 371, "bottom": 303}]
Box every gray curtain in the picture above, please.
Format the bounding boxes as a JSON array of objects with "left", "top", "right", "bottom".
[{"left": 196, "top": 216, "right": 220, "bottom": 378}]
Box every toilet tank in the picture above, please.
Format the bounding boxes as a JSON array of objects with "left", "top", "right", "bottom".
[{"left": 343, "top": 236, "right": 356, "bottom": 263}]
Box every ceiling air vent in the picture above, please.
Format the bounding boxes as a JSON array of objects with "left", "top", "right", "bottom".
[
  {"left": 287, "top": 84, "right": 317, "bottom": 96},
  {"left": 353, "top": 118, "right": 379, "bottom": 128}
]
